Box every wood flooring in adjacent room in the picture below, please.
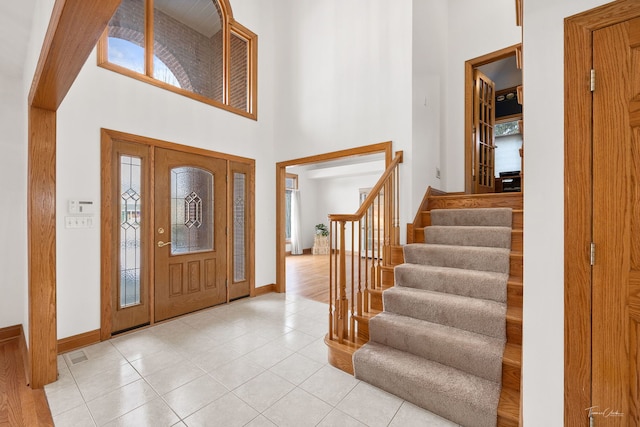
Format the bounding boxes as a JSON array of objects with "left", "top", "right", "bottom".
[
  {"left": 0, "top": 338, "right": 53, "bottom": 426},
  {"left": 286, "top": 254, "right": 331, "bottom": 303}
]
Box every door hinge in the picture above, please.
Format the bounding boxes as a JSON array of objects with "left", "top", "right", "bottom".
[
  {"left": 589, "top": 414, "right": 595, "bottom": 427},
  {"left": 590, "top": 242, "right": 596, "bottom": 266},
  {"left": 226, "top": 278, "right": 228, "bottom": 288},
  {"left": 590, "top": 69, "right": 596, "bottom": 92}
]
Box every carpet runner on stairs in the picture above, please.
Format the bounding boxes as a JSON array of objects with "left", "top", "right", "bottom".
[{"left": 353, "top": 207, "right": 512, "bottom": 427}]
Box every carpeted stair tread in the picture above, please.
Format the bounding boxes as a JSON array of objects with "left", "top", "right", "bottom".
[
  {"left": 369, "top": 312, "right": 505, "bottom": 382},
  {"left": 383, "top": 287, "right": 506, "bottom": 339},
  {"left": 353, "top": 342, "right": 500, "bottom": 427},
  {"left": 431, "top": 208, "right": 512, "bottom": 227},
  {"left": 425, "top": 225, "right": 512, "bottom": 249},
  {"left": 394, "top": 263, "right": 508, "bottom": 303},
  {"left": 403, "top": 243, "right": 511, "bottom": 274}
]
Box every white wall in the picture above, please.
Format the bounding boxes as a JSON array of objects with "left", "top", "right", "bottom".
[
  {"left": 272, "top": 0, "right": 414, "bottom": 238},
  {"left": 444, "top": 0, "right": 522, "bottom": 192},
  {"left": 522, "top": 1, "right": 609, "bottom": 425},
  {"left": 412, "top": 0, "right": 447, "bottom": 210},
  {"left": 0, "top": 76, "right": 27, "bottom": 330},
  {"left": 7, "top": 0, "right": 57, "bottom": 342},
  {"left": 54, "top": 0, "right": 278, "bottom": 339},
  {"left": 316, "top": 174, "right": 382, "bottom": 251}
]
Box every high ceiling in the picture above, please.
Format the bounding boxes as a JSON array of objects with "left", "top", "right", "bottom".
[{"left": 0, "top": 1, "right": 37, "bottom": 78}]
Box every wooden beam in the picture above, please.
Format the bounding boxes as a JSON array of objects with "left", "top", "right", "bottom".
[
  {"left": 28, "top": 107, "right": 57, "bottom": 388},
  {"left": 29, "top": 0, "right": 122, "bottom": 110},
  {"left": 28, "top": 0, "right": 120, "bottom": 388}
]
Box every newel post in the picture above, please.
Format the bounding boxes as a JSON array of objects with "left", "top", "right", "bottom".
[{"left": 336, "top": 220, "right": 349, "bottom": 342}]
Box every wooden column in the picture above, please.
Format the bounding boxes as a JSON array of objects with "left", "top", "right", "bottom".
[
  {"left": 28, "top": 107, "right": 58, "bottom": 388},
  {"left": 27, "top": 0, "right": 122, "bottom": 388}
]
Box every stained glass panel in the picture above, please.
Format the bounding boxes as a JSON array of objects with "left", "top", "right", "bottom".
[
  {"left": 233, "top": 172, "right": 246, "bottom": 282},
  {"left": 120, "top": 155, "right": 142, "bottom": 308},
  {"left": 171, "top": 167, "right": 214, "bottom": 254}
]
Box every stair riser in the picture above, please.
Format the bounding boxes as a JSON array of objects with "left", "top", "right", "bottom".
[
  {"left": 354, "top": 343, "right": 501, "bottom": 427},
  {"left": 511, "top": 231, "right": 523, "bottom": 252},
  {"left": 390, "top": 246, "right": 404, "bottom": 265},
  {"left": 428, "top": 194, "right": 523, "bottom": 210},
  {"left": 502, "top": 363, "right": 521, "bottom": 392},
  {"left": 395, "top": 265, "right": 508, "bottom": 303},
  {"left": 510, "top": 254, "right": 523, "bottom": 279},
  {"left": 415, "top": 228, "right": 522, "bottom": 251},
  {"left": 384, "top": 289, "right": 507, "bottom": 339},
  {"left": 507, "top": 319, "right": 522, "bottom": 346},
  {"left": 381, "top": 268, "right": 394, "bottom": 287},
  {"left": 425, "top": 226, "right": 512, "bottom": 249},
  {"left": 404, "top": 244, "right": 511, "bottom": 275},
  {"left": 421, "top": 210, "right": 523, "bottom": 228},
  {"left": 369, "top": 316, "right": 504, "bottom": 383},
  {"left": 508, "top": 281, "right": 523, "bottom": 307},
  {"left": 369, "top": 291, "right": 383, "bottom": 311}
]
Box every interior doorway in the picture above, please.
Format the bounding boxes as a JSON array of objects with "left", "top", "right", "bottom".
[
  {"left": 464, "top": 44, "right": 523, "bottom": 194},
  {"left": 565, "top": 1, "right": 640, "bottom": 424},
  {"left": 275, "top": 142, "right": 393, "bottom": 294},
  {"left": 100, "top": 130, "right": 255, "bottom": 338}
]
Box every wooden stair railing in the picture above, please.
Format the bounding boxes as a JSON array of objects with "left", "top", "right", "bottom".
[{"left": 326, "top": 151, "right": 403, "bottom": 347}]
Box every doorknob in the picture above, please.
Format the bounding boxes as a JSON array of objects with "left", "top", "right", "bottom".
[{"left": 157, "top": 241, "right": 172, "bottom": 248}]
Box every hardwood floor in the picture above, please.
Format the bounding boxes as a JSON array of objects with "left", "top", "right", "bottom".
[
  {"left": 0, "top": 339, "right": 53, "bottom": 426},
  {"left": 286, "top": 254, "right": 331, "bottom": 303}
]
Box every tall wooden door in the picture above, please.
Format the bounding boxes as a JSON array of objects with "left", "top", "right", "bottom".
[
  {"left": 154, "top": 148, "right": 227, "bottom": 321},
  {"left": 473, "top": 69, "right": 496, "bottom": 193},
  {"left": 592, "top": 18, "right": 640, "bottom": 425}
]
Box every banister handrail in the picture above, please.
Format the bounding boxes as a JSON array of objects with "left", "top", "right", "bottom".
[
  {"left": 328, "top": 151, "right": 403, "bottom": 222},
  {"left": 327, "top": 150, "right": 403, "bottom": 345}
]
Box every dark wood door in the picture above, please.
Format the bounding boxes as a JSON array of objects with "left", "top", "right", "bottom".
[
  {"left": 592, "top": 17, "right": 640, "bottom": 425},
  {"left": 473, "top": 69, "right": 496, "bottom": 193},
  {"left": 154, "top": 148, "right": 227, "bottom": 321}
]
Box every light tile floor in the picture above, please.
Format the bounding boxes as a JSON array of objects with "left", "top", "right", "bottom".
[{"left": 46, "top": 293, "right": 459, "bottom": 426}]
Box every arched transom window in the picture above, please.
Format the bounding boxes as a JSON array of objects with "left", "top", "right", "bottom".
[{"left": 99, "top": 0, "right": 257, "bottom": 119}]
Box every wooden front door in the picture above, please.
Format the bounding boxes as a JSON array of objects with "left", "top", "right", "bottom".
[
  {"left": 473, "top": 69, "right": 496, "bottom": 194},
  {"left": 154, "top": 148, "right": 228, "bottom": 321},
  {"left": 591, "top": 17, "right": 640, "bottom": 425}
]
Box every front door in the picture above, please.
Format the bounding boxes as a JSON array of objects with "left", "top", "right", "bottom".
[
  {"left": 154, "top": 148, "right": 227, "bottom": 321},
  {"left": 591, "top": 17, "right": 640, "bottom": 425},
  {"left": 473, "top": 69, "right": 496, "bottom": 194},
  {"left": 103, "top": 131, "right": 254, "bottom": 336}
]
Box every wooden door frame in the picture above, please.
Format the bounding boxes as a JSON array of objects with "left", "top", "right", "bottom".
[
  {"left": 464, "top": 44, "right": 521, "bottom": 194},
  {"left": 28, "top": 0, "right": 122, "bottom": 388},
  {"left": 275, "top": 142, "right": 393, "bottom": 293},
  {"left": 100, "top": 129, "right": 255, "bottom": 340},
  {"left": 564, "top": 1, "right": 640, "bottom": 424}
]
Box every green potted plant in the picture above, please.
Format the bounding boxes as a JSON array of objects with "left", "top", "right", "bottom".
[
  {"left": 315, "top": 223, "right": 329, "bottom": 237},
  {"left": 313, "top": 223, "right": 330, "bottom": 254}
]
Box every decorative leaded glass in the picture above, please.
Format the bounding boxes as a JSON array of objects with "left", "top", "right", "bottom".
[
  {"left": 184, "top": 191, "right": 203, "bottom": 228},
  {"left": 233, "top": 172, "right": 246, "bottom": 282},
  {"left": 120, "top": 155, "right": 142, "bottom": 308},
  {"left": 171, "top": 167, "right": 214, "bottom": 254}
]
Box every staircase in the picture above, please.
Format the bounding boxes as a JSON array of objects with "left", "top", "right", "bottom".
[
  {"left": 355, "top": 206, "right": 518, "bottom": 426},
  {"left": 325, "top": 188, "right": 522, "bottom": 427}
]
